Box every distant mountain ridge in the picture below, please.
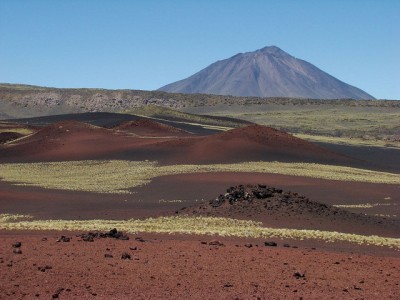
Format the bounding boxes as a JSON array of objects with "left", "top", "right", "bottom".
[{"left": 158, "top": 46, "right": 374, "bottom": 100}]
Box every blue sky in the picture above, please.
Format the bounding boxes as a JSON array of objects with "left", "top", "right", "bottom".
[{"left": 0, "top": 1, "right": 399, "bottom": 99}]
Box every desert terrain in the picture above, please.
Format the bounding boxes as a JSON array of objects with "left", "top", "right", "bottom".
[{"left": 0, "top": 103, "right": 399, "bottom": 299}]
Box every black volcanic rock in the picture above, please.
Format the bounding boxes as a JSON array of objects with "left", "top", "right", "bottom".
[{"left": 159, "top": 46, "right": 374, "bottom": 100}]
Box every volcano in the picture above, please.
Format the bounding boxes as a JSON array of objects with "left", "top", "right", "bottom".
[{"left": 159, "top": 46, "right": 374, "bottom": 99}]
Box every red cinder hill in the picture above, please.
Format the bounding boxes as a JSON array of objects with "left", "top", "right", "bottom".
[
  {"left": 151, "top": 124, "right": 351, "bottom": 164},
  {"left": 115, "top": 119, "right": 191, "bottom": 137}
]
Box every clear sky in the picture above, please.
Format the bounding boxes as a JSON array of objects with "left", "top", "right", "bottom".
[{"left": 0, "top": 1, "right": 399, "bottom": 99}]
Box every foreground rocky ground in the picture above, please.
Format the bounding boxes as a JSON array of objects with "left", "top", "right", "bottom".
[{"left": 0, "top": 231, "right": 399, "bottom": 300}]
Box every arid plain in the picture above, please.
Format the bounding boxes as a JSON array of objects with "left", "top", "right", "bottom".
[{"left": 0, "top": 97, "right": 399, "bottom": 299}]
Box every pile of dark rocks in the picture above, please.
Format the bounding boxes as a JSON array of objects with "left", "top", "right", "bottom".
[
  {"left": 77, "top": 228, "right": 129, "bottom": 242},
  {"left": 208, "top": 184, "right": 333, "bottom": 216},
  {"left": 210, "top": 185, "right": 286, "bottom": 207}
]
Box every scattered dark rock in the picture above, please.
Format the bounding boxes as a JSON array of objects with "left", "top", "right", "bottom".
[
  {"left": 264, "top": 241, "right": 277, "bottom": 247},
  {"left": 283, "top": 243, "right": 290, "bottom": 248},
  {"left": 129, "top": 246, "right": 138, "bottom": 251},
  {"left": 209, "top": 240, "right": 224, "bottom": 246},
  {"left": 251, "top": 282, "right": 259, "bottom": 288},
  {"left": 41, "top": 237, "right": 47, "bottom": 241},
  {"left": 244, "top": 243, "right": 253, "bottom": 248},
  {"left": 51, "top": 288, "right": 64, "bottom": 299},
  {"left": 135, "top": 237, "right": 145, "bottom": 242},
  {"left": 200, "top": 241, "right": 207, "bottom": 245},
  {"left": 77, "top": 228, "right": 129, "bottom": 241},
  {"left": 13, "top": 248, "right": 22, "bottom": 254},
  {"left": 52, "top": 288, "right": 65, "bottom": 299},
  {"left": 38, "top": 265, "right": 52, "bottom": 272},
  {"left": 12, "top": 242, "right": 22, "bottom": 248},
  {"left": 109, "top": 228, "right": 129, "bottom": 240},
  {"left": 294, "top": 272, "right": 306, "bottom": 279},
  {"left": 121, "top": 253, "right": 131, "bottom": 260},
  {"left": 224, "top": 283, "right": 233, "bottom": 288},
  {"left": 57, "top": 236, "right": 70, "bottom": 243},
  {"left": 104, "top": 254, "right": 113, "bottom": 258},
  {"left": 354, "top": 285, "right": 363, "bottom": 290},
  {"left": 82, "top": 235, "right": 94, "bottom": 242}
]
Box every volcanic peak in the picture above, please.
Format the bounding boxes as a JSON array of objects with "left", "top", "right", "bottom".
[{"left": 159, "top": 45, "right": 374, "bottom": 99}]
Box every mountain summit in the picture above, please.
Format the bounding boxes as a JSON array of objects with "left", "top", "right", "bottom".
[{"left": 158, "top": 46, "right": 374, "bottom": 99}]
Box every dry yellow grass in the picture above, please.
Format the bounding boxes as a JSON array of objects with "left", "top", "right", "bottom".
[
  {"left": 294, "top": 133, "right": 400, "bottom": 149},
  {"left": 0, "top": 160, "right": 399, "bottom": 194},
  {"left": 0, "top": 128, "right": 33, "bottom": 135},
  {"left": 333, "top": 203, "right": 397, "bottom": 209},
  {"left": 1, "top": 214, "right": 399, "bottom": 249}
]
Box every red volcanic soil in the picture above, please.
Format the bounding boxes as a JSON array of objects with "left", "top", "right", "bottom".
[
  {"left": 0, "top": 180, "right": 176, "bottom": 221},
  {"left": 0, "top": 232, "right": 399, "bottom": 299},
  {"left": 115, "top": 118, "right": 191, "bottom": 137},
  {"left": 151, "top": 124, "right": 352, "bottom": 165}
]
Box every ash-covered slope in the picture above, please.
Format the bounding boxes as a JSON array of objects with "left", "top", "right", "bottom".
[{"left": 159, "top": 46, "right": 374, "bottom": 100}]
